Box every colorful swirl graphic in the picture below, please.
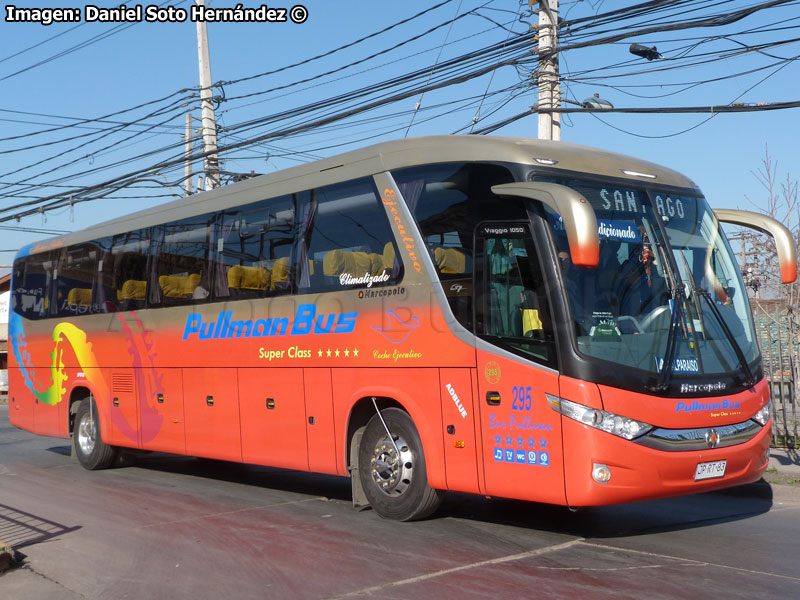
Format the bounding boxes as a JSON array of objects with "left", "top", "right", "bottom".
[{"left": 10, "top": 310, "right": 163, "bottom": 443}]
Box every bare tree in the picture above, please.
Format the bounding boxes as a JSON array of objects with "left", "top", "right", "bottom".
[{"left": 738, "top": 145, "right": 799, "bottom": 446}]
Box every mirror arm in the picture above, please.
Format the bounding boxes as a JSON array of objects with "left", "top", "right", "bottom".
[
  {"left": 491, "top": 182, "right": 599, "bottom": 268},
  {"left": 713, "top": 209, "right": 797, "bottom": 284}
]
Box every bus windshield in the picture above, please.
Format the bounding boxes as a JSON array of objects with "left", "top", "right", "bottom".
[{"left": 542, "top": 178, "right": 758, "bottom": 377}]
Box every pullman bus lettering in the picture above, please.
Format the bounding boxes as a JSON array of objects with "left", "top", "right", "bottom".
[{"left": 182, "top": 303, "right": 357, "bottom": 340}]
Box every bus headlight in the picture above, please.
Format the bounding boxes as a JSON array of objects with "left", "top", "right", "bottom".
[
  {"left": 753, "top": 400, "right": 771, "bottom": 426},
  {"left": 547, "top": 394, "right": 653, "bottom": 440}
]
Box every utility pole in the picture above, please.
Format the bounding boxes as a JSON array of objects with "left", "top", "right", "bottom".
[
  {"left": 184, "top": 112, "right": 193, "bottom": 197},
  {"left": 731, "top": 230, "right": 762, "bottom": 297},
  {"left": 537, "top": 0, "right": 560, "bottom": 141},
  {"left": 195, "top": 0, "right": 220, "bottom": 190}
]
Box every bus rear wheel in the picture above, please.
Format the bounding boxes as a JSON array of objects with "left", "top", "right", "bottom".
[
  {"left": 73, "top": 398, "right": 118, "bottom": 470},
  {"left": 358, "top": 408, "right": 442, "bottom": 521}
]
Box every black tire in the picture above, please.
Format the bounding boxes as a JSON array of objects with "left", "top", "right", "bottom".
[
  {"left": 73, "top": 397, "right": 119, "bottom": 470},
  {"left": 358, "top": 408, "right": 443, "bottom": 521}
]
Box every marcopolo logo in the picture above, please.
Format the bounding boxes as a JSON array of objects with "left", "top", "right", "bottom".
[
  {"left": 183, "top": 304, "right": 357, "bottom": 341},
  {"left": 675, "top": 399, "right": 740, "bottom": 413}
]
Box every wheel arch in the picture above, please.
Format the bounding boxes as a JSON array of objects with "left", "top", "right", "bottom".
[
  {"left": 341, "top": 377, "right": 446, "bottom": 491},
  {"left": 345, "top": 396, "right": 404, "bottom": 474},
  {"left": 66, "top": 383, "right": 111, "bottom": 443},
  {"left": 68, "top": 386, "right": 92, "bottom": 435}
]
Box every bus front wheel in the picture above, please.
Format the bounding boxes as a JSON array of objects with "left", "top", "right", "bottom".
[
  {"left": 73, "top": 398, "right": 119, "bottom": 470},
  {"left": 358, "top": 408, "right": 442, "bottom": 521}
]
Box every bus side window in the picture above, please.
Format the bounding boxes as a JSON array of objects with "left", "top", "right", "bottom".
[
  {"left": 111, "top": 230, "right": 150, "bottom": 312},
  {"left": 95, "top": 237, "right": 118, "bottom": 313},
  {"left": 393, "top": 162, "right": 521, "bottom": 331},
  {"left": 55, "top": 244, "right": 99, "bottom": 317},
  {"left": 153, "top": 215, "right": 213, "bottom": 306},
  {"left": 12, "top": 252, "right": 54, "bottom": 320},
  {"left": 301, "top": 178, "right": 402, "bottom": 294},
  {"left": 214, "top": 195, "right": 297, "bottom": 299}
]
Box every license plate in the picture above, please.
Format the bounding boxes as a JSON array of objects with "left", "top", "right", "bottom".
[{"left": 694, "top": 460, "right": 727, "bottom": 481}]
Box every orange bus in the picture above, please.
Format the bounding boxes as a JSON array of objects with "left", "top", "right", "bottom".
[{"left": 8, "top": 136, "right": 796, "bottom": 520}]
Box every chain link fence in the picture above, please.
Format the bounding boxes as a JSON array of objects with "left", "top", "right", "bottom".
[{"left": 752, "top": 300, "right": 798, "bottom": 448}]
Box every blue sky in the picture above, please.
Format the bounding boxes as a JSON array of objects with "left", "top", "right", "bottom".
[{"left": 1, "top": 0, "right": 798, "bottom": 269}]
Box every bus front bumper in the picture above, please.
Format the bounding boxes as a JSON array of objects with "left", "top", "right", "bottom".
[{"left": 562, "top": 417, "right": 771, "bottom": 507}]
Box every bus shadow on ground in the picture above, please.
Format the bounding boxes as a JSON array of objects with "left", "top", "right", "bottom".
[
  {"left": 127, "top": 452, "right": 354, "bottom": 502},
  {"left": 116, "top": 450, "right": 773, "bottom": 537},
  {"left": 441, "top": 480, "right": 774, "bottom": 538},
  {"left": 46, "top": 445, "right": 71, "bottom": 456}
]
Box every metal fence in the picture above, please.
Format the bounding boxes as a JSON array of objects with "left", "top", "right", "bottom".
[{"left": 753, "top": 303, "right": 798, "bottom": 448}]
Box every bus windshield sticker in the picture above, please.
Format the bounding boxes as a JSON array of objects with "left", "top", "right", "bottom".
[
  {"left": 597, "top": 219, "right": 641, "bottom": 241},
  {"left": 655, "top": 356, "right": 701, "bottom": 374}
]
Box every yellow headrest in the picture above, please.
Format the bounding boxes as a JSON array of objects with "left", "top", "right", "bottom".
[
  {"left": 367, "top": 253, "right": 384, "bottom": 276},
  {"left": 383, "top": 242, "right": 396, "bottom": 270},
  {"left": 228, "top": 265, "right": 270, "bottom": 290},
  {"left": 434, "top": 247, "right": 466, "bottom": 274},
  {"left": 323, "top": 249, "right": 374, "bottom": 277},
  {"left": 118, "top": 280, "right": 147, "bottom": 301},
  {"left": 159, "top": 274, "right": 201, "bottom": 298},
  {"left": 68, "top": 288, "right": 92, "bottom": 307},
  {"left": 271, "top": 257, "right": 290, "bottom": 288}
]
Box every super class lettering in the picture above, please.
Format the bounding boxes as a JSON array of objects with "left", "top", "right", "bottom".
[{"left": 183, "top": 303, "right": 357, "bottom": 340}]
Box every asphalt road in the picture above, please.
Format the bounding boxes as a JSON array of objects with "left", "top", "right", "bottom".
[{"left": 2, "top": 402, "right": 799, "bottom": 599}]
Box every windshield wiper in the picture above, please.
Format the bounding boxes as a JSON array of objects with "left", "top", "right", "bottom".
[
  {"left": 675, "top": 252, "right": 707, "bottom": 372},
  {"left": 697, "top": 289, "right": 755, "bottom": 388},
  {"left": 647, "top": 245, "right": 689, "bottom": 392}
]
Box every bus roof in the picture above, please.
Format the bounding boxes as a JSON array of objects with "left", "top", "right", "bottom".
[{"left": 25, "top": 135, "right": 700, "bottom": 255}]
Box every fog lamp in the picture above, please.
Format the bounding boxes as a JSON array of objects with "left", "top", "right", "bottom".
[{"left": 592, "top": 463, "right": 612, "bottom": 484}]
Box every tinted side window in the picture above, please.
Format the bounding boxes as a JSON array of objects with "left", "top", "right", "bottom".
[
  {"left": 54, "top": 244, "right": 100, "bottom": 317},
  {"left": 215, "top": 194, "right": 298, "bottom": 299},
  {"left": 111, "top": 230, "right": 150, "bottom": 311},
  {"left": 301, "top": 178, "right": 402, "bottom": 293},
  {"left": 12, "top": 251, "right": 55, "bottom": 320},
  {"left": 392, "top": 162, "right": 521, "bottom": 330},
  {"left": 153, "top": 215, "right": 213, "bottom": 305}
]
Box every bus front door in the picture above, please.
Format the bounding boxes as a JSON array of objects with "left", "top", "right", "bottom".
[
  {"left": 476, "top": 350, "right": 565, "bottom": 504},
  {"left": 473, "top": 222, "right": 566, "bottom": 504}
]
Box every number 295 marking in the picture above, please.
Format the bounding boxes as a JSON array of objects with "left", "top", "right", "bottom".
[{"left": 512, "top": 385, "right": 532, "bottom": 411}]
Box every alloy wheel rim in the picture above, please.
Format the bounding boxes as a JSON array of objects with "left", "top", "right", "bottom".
[
  {"left": 370, "top": 434, "right": 413, "bottom": 496},
  {"left": 77, "top": 412, "right": 96, "bottom": 456}
]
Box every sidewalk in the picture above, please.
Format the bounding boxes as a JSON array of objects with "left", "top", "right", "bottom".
[{"left": 768, "top": 447, "right": 800, "bottom": 477}]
